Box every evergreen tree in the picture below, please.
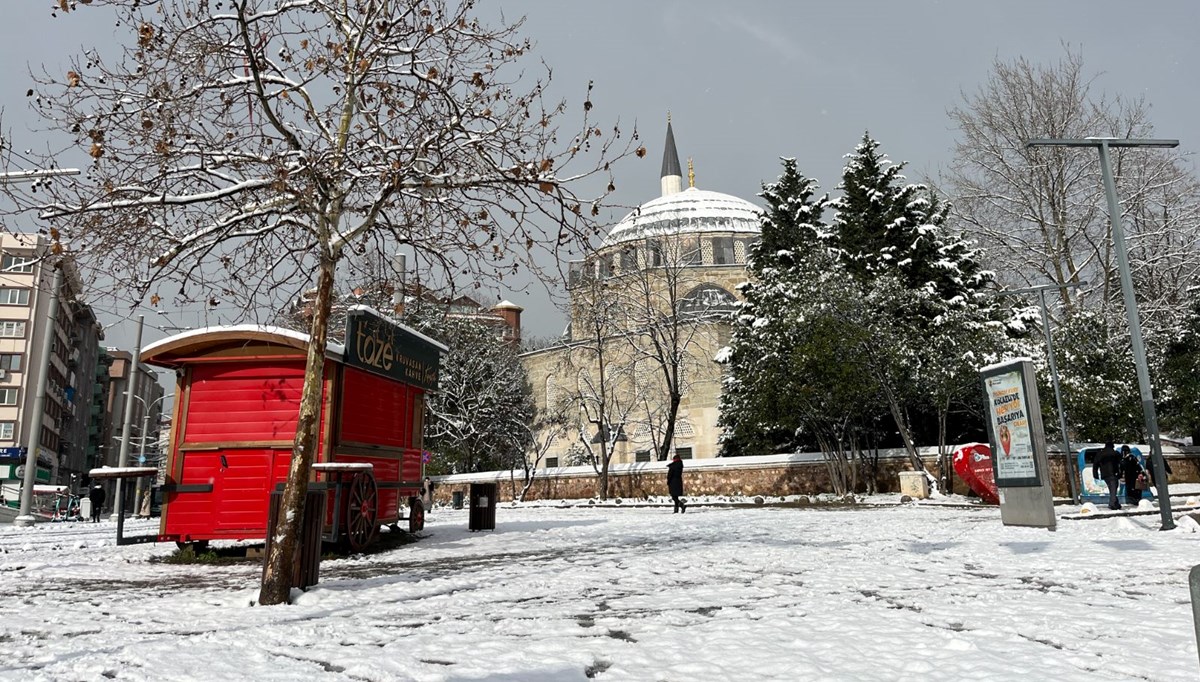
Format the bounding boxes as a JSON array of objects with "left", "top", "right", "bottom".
[
  {"left": 1152, "top": 294, "right": 1200, "bottom": 443},
  {"left": 830, "top": 133, "right": 1001, "bottom": 477},
  {"left": 718, "top": 158, "right": 832, "bottom": 456}
]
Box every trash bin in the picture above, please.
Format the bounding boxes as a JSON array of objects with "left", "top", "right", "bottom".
[
  {"left": 264, "top": 489, "right": 327, "bottom": 590},
  {"left": 468, "top": 483, "right": 497, "bottom": 531},
  {"left": 79, "top": 498, "right": 93, "bottom": 520},
  {"left": 452, "top": 490, "right": 464, "bottom": 510}
]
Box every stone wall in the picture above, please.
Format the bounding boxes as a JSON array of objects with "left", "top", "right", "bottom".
[{"left": 431, "top": 449, "right": 1199, "bottom": 505}]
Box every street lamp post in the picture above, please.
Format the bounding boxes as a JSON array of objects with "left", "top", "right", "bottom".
[
  {"left": 111, "top": 315, "right": 145, "bottom": 521},
  {"left": 130, "top": 392, "right": 173, "bottom": 516},
  {"left": 1000, "top": 282, "right": 1085, "bottom": 504},
  {"left": 1026, "top": 137, "right": 1178, "bottom": 530}
]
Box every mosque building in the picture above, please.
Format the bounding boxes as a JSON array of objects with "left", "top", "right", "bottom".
[{"left": 520, "top": 118, "right": 763, "bottom": 466}]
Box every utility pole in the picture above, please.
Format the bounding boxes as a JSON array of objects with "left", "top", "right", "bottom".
[
  {"left": 1000, "top": 282, "right": 1085, "bottom": 504},
  {"left": 13, "top": 265, "right": 63, "bottom": 527},
  {"left": 1026, "top": 137, "right": 1178, "bottom": 530},
  {"left": 111, "top": 315, "right": 144, "bottom": 521}
]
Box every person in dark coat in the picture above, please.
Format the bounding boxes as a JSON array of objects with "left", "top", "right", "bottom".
[
  {"left": 667, "top": 454, "right": 686, "bottom": 513},
  {"left": 88, "top": 483, "right": 106, "bottom": 523},
  {"left": 1120, "top": 445, "right": 1144, "bottom": 506},
  {"left": 1092, "top": 441, "right": 1122, "bottom": 510}
]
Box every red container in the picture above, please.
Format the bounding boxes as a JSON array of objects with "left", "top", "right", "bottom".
[
  {"left": 952, "top": 442, "right": 999, "bottom": 504},
  {"left": 142, "top": 311, "right": 445, "bottom": 550}
]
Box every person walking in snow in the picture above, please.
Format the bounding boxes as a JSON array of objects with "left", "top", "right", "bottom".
[
  {"left": 667, "top": 454, "right": 687, "bottom": 513},
  {"left": 1092, "top": 441, "right": 1122, "bottom": 510},
  {"left": 1120, "top": 445, "right": 1145, "bottom": 506},
  {"left": 421, "top": 476, "right": 436, "bottom": 511},
  {"left": 88, "top": 483, "right": 106, "bottom": 523}
]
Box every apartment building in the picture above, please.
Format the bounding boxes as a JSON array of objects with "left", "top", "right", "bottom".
[{"left": 0, "top": 233, "right": 105, "bottom": 495}]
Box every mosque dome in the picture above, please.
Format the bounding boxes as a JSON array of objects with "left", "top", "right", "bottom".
[{"left": 601, "top": 187, "right": 762, "bottom": 248}]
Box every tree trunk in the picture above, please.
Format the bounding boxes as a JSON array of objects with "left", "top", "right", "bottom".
[
  {"left": 884, "top": 388, "right": 926, "bottom": 474},
  {"left": 258, "top": 253, "right": 336, "bottom": 606}
]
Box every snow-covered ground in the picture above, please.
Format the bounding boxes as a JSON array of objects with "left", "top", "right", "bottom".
[{"left": 2, "top": 497, "right": 1199, "bottom": 681}]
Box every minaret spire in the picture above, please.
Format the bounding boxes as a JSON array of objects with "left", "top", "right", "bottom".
[{"left": 660, "top": 113, "right": 683, "bottom": 197}]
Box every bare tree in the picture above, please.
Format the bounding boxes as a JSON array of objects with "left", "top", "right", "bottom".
[
  {"left": 615, "top": 235, "right": 723, "bottom": 461},
  {"left": 944, "top": 48, "right": 1200, "bottom": 326},
  {"left": 4, "top": 0, "right": 632, "bottom": 605},
  {"left": 557, "top": 272, "right": 638, "bottom": 500},
  {"left": 511, "top": 390, "right": 571, "bottom": 502}
]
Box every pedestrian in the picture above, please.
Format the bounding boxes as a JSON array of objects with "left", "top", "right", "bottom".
[
  {"left": 667, "top": 454, "right": 686, "bottom": 513},
  {"left": 1120, "top": 445, "right": 1144, "bottom": 506},
  {"left": 422, "top": 476, "right": 436, "bottom": 510},
  {"left": 88, "top": 483, "right": 106, "bottom": 523},
  {"left": 1092, "top": 441, "right": 1122, "bottom": 510}
]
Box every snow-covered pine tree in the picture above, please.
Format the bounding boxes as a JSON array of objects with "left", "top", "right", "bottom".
[
  {"left": 831, "top": 133, "right": 1001, "bottom": 478},
  {"left": 1160, "top": 294, "right": 1200, "bottom": 443},
  {"left": 717, "top": 158, "right": 832, "bottom": 456}
]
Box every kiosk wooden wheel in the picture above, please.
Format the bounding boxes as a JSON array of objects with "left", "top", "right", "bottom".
[
  {"left": 408, "top": 496, "right": 425, "bottom": 533},
  {"left": 343, "top": 471, "right": 379, "bottom": 552}
]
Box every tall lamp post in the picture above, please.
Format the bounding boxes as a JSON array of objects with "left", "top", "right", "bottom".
[
  {"left": 130, "top": 392, "right": 172, "bottom": 515},
  {"left": 1000, "top": 282, "right": 1085, "bottom": 504},
  {"left": 1026, "top": 137, "right": 1178, "bottom": 530}
]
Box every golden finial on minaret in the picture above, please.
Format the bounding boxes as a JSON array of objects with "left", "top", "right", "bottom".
[
  {"left": 687, "top": 157, "right": 695, "bottom": 188},
  {"left": 667, "top": 110, "right": 671, "bottom": 123}
]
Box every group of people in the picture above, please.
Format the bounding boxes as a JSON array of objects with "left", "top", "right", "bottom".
[{"left": 1092, "top": 441, "right": 1172, "bottom": 511}]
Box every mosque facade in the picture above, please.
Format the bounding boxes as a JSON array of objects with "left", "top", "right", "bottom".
[{"left": 520, "top": 120, "right": 762, "bottom": 467}]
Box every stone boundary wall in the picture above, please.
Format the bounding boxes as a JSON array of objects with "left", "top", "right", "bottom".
[{"left": 430, "top": 446, "right": 1200, "bottom": 505}]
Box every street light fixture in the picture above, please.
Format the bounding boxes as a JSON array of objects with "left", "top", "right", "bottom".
[
  {"left": 1026, "top": 137, "right": 1178, "bottom": 530},
  {"left": 999, "top": 281, "right": 1085, "bottom": 504},
  {"left": 129, "top": 392, "right": 173, "bottom": 516}
]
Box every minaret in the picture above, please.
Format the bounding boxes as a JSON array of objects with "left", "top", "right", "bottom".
[{"left": 660, "top": 113, "right": 683, "bottom": 197}]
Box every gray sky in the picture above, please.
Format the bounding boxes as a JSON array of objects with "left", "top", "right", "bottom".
[{"left": 2, "top": 0, "right": 1198, "bottom": 350}]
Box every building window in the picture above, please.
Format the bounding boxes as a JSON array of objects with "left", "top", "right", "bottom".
[
  {"left": 648, "top": 241, "right": 664, "bottom": 267},
  {"left": 0, "top": 321, "right": 26, "bottom": 338},
  {"left": 545, "top": 457, "right": 559, "bottom": 468},
  {"left": 0, "top": 354, "right": 21, "bottom": 372},
  {"left": 0, "top": 389, "right": 17, "bottom": 406},
  {"left": 635, "top": 450, "right": 652, "bottom": 463},
  {"left": 712, "top": 237, "right": 735, "bottom": 265},
  {"left": 0, "top": 288, "right": 29, "bottom": 305},
  {"left": 619, "top": 248, "right": 638, "bottom": 273},
  {"left": 682, "top": 239, "right": 702, "bottom": 265},
  {"left": 675, "top": 447, "right": 693, "bottom": 460},
  {"left": 676, "top": 419, "right": 695, "bottom": 438},
  {"left": 0, "top": 422, "right": 12, "bottom": 440},
  {"left": 1, "top": 255, "right": 35, "bottom": 274}
]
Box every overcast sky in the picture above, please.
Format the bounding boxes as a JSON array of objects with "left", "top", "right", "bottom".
[{"left": 1, "top": 0, "right": 1198, "bottom": 350}]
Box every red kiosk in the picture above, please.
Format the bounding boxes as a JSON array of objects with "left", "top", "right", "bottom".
[{"left": 142, "top": 307, "right": 445, "bottom": 551}]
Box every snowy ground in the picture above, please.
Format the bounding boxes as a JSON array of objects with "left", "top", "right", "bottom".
[{"left": 2, "top": 497, "right": 1200, "bottom": 681}]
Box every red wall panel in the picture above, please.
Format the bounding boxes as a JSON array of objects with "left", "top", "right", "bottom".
[
  {"left": 339, "top": 367, "right": 413, "bottom": 449},
  {"left": 184, "top": 362, "right": 307, "bottom": 443}
]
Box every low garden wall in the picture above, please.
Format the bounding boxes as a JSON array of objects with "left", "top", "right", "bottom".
[{"left": 430, "top": 445, "right": 1200, "bottom": 504}]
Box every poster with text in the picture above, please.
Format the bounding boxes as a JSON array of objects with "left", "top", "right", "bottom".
[{"left": 984, "top": 369, "right": 1038, "bottom": 484}]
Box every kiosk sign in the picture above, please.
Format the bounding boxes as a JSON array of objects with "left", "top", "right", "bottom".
[
  {"left": 984, "top": 368, "right": 1040, "bottom": 486},
  {"left": 344, "top": 308, "right": 443, "bottom": 391}
]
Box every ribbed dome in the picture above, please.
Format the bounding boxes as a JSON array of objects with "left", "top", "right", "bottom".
[{"left": 602, "top": 187, "right": 762, "bottom": 248}]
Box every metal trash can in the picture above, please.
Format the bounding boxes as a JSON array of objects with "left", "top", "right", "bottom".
[
  {"left": 264, "top": 489, "right": 327, "bottom": 590},
  {"left": 468, "top": 483, "right": 497, "bottom": 531},
  {"left": 452, "top": 490, "right": 464, "bottom": 510}
]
